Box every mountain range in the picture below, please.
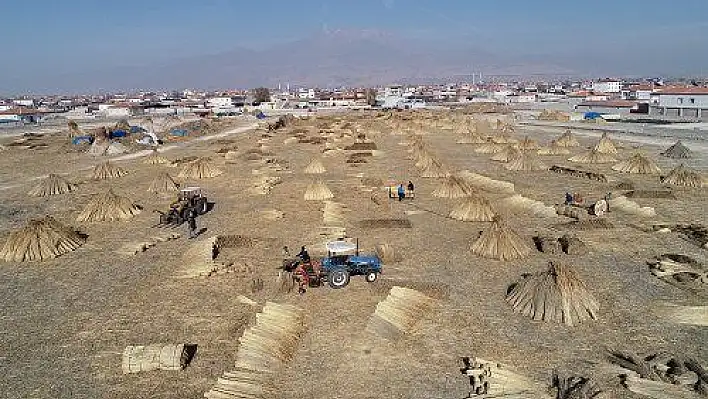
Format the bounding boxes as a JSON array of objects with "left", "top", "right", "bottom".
[{"left": 6, "top": 29, "right": 706, "bottom": 94}]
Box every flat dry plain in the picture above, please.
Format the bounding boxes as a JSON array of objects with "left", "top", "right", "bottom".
[{"left": 0, "top": 110, "right": 706, "bottom": 399}]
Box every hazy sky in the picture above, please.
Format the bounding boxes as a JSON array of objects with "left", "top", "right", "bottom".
[{"left": 3, "top": 0, "right": 708, "bottom": 93}]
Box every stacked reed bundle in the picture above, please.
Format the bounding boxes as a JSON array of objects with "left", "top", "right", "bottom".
[
  {"left": 661, "top": 164, "right": 704, "bottom": 188},
  {"left": 612, "top": 153, "right": 662, "bottom": 174},
  {"left": 470, "top": 216, "right": 530, "bottom": 261},
  {"left": 506, "top": 261, "right": 599, "bottom": 326},
  {"left": 431, "top": 175, "right": 473, "bottom": 198},
  {"left": 595, "top": 132, "right": 618, "bottom": 154},
  {"left": 554, "top": 129, "right": 580, "bottom": 147},
  {"left": 504, "top": 151, "right": 548, "bottom": 171},
  {"left": 204, "top": 303, "right": 306, "bottom": 399},
  {"left": 304, "top": 180, "right": 334, "bottom": 201},
  {"left": 76, "top": 189, "right": 142, "bottom": 222},
  {"left": 303, "top": 158, "right": 326, "bottom": 174},
  {"left": 490, "top": 145, "right": 522, "bottom": 162},
  {"left": 449, "top": 194, "right": 496, "bottom": 222},
  {"left": 178, "top": 157, "right": 223, "bottom": 179},
  {"left": 28, "top": 174, "right": 77, "bottom": 197},
  {"left": 517, "top": 136, "right": 539, "bottom": 151},
  {"left": 92, "top": 161, "right": 128, "bottom": 180},
  {"left": 143, "top": 150, "right": 172, "bottom": 165},
  {"left": 537, "top": 141, "right": 571, "bottom": 155},
  {"left": 366, "top": 286, "right": 434, "bottom": 340},
  {"left": 148, "top": 172, "right": 179, "bottom": 195},
  {"left": 568, "top": 148, "right": 617, "bottom": 164},
  {"left": 661, "top": 140, "right": 692, "bottom": 159},
  {"left": 0, "top": 216, "right": 85, "bottom": 262}
]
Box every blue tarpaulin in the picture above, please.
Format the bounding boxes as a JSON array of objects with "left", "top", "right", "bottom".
[
  {"left": 130, "top": 125, "right": 146, "bottom": 133},
  {"left": 110, "top": 129, "right": 127, "bottom": 138},
  {"left": 256, "top": 111, "right": 266, "bottom": 119},
  {"left": 584, "top": 112, "right": 602, "bottom": 120},
  {"left": 72, "top": 136, "right": 94, "bottom": 145},
  {"left": 170, "top": 128, "right": 188, "bottom": 136}
]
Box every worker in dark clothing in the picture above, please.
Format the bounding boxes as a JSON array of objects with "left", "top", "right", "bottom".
[
  {"left": 397, "top": 184, "right": 405, "bottom": 201},
  {"left": 565, "top": 192, "right": 573, "bottom": 205},
  {"left": 187, "top": 208, "right": 198, "bottom": 239},
  {"left": 407, "top": 180, "right": 415, "bottom": 199},
  {"left": 297, "top": 246, "right": 310, "bottom": 263}
]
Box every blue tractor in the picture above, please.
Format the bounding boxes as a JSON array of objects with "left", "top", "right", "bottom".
[{"left": 283, "top": 240, "right": 382, "bottom": 290}]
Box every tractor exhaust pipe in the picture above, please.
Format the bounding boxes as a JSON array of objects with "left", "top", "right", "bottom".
[{"left": 356, "top": 238, "right": 359, "bottom": 256}]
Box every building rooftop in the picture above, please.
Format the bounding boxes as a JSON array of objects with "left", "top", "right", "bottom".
[{"left": 656, "top": 87, "right": 708, "bottom": 95}]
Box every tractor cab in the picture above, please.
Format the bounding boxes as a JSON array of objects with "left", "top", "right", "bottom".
[{"left": 179, "top": 187, "right": 204, "bottom": 202}]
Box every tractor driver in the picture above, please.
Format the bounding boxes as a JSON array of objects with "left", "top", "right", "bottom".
[{"left": 297, "top": 246, "right": 310, "bottom": 263}]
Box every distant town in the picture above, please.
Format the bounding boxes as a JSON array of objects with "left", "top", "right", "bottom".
[{"left": 2, "top": 77, "right": 708, "bottom": 125}]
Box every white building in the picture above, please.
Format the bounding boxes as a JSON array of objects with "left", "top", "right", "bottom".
[
  {"left": 592, "top": 79, "right": 622, "bottom": 94},
  {"left": 298, "top": 88, "right": 316, "bottom": 100},
  {"left": 384, "top": 86, "right": 403, "bottom": 97},
  {"left": 206, "top": 97, "right": 233, "bottom": 108},
  {"left": 650, "top": 87, "right": 708, "bottom": 119},
  {"left": 13, "top": 99, "right": 35, "bottom": 107}
]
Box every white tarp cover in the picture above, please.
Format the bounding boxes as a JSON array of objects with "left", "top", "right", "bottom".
[{"left": 326, "top": 240, "right": 356, "bottom": 253}]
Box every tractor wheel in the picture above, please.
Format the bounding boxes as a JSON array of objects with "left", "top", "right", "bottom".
[
  {"left": 365, "top": 272, "right": 378, "bottom": 283},
  {"left": 328, "top": 269, "right": 350, "bottom": 289}
]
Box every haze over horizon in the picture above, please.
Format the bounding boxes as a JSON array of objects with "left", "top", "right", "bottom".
[{"left": 3, "top": 0, "right": 708, "bottom": 94}]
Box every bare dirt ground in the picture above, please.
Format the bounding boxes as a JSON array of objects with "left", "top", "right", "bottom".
[{"left": 0, "top": 111, "right": 706, "bottom": 399}]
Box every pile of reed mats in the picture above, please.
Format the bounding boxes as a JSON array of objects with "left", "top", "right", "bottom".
[
  {"left": 76, "top": 189, "right": 142, "bottom": 222},
  {"left": 661, "top": 140, "right": 692, "bottom": 159},
  {"left": 500, "top": 194, "right": 558, "bottom": 218},
  {"left": 549, "top": 165, "right": 608, "bottom": 182},
  {"left": 568, "top": 148, "right": 617, "bottom": 164},
  {"left": 92, "top": 161, "right": 128, "bottom": 180},
  {"left": 608, "top": 196, "right": 656, "bottom": 218},
  {"left": 1, "top": 216, "right": 86, "bottom": 262},
  {"left": 359, "top": 218, "right": 412, "bottom": 229},
  {"left": 178, "top": 157, "right": 223, "bottom": 179},
  {"left": 448, "top": 194, "right": 496, "bottom": 222},
  {"left": 661, "top": 164, "right": 705, "bottom": 188},
  {"left": 653, "top": 303, "right": 708, "bottom": 326},
  {"left": 366, "top": 286, "right": 434, "bottom": 340},
  {"left": 554, "top": 129, "right": 580, "bottom": 147},
  {"left": 28, "top": 174, "right": 77, "bottom": 197},
  {"left": 304, "top": 180, "right": 334, "bottom": 201},
  {"left": 595, "top": 132, "right": 618, "bottom": 154},
  {"left": 204, "top": 302, "right": 306, "bottom": 399},
  {"left": 303, "top": 158, "right": 326, "bottom": 174},
  {"left": 470, "top": 216, "right": 530, "bottom": 261},
  {"left": 457, "top": 170, "right": 515, "bottom": 194},
  {"left": 148, "top": 172, "right": 179, "bottom": 195},
  {"left": 608, "top": 351, "right": 708, "bottom": 399},
  {"left": 612, "top": 153, "right": 662, "bottom": 174},
  {"left": 506, "top": 261, "right": 599, "bottom": 326},
  {"left": 624, "top": 189, "right": 676, "bottom": 199},
  {"left": 517, "top": 136, "right": 539, "bottom": 151},
  {"left": 459, "top": 357, "right": 546, "bottom": 398},
  {"left": 122, "top": 344, "right": 195, "bottom": 374}
]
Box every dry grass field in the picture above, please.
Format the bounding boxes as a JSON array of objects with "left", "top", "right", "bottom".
[{"left": 1, "top": 110, "right": 706, "bottom": 399}]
